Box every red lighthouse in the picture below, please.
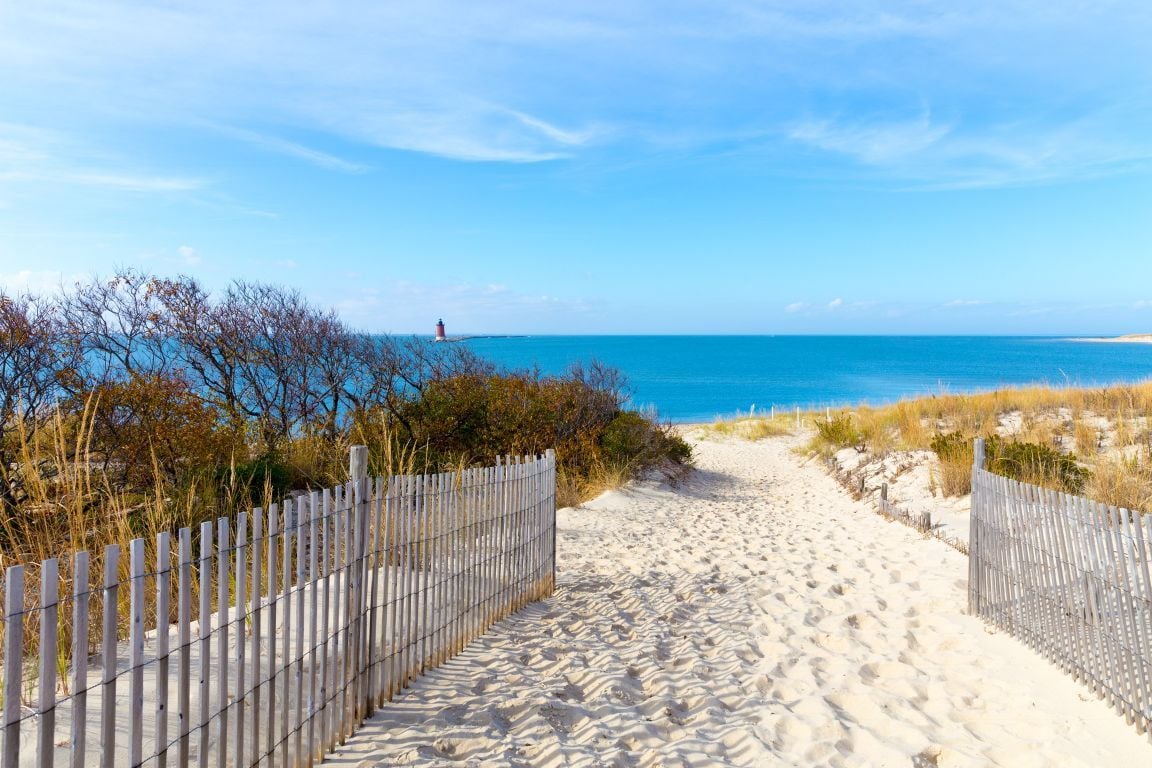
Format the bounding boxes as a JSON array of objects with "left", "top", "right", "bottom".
[{"left": 435, "top": 319, "right": 446, "bottom": 341}]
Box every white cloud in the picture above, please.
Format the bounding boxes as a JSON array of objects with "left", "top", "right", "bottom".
[
  {"left": 790, "top": 111, "right": 952, "bottom": 165},
  {"left": 209, "top": 124, "right": 369, "bottom": 173},
  {"left": 177, "top": 245, "right": 201, "bottom": 266},
  {"left": 784, "top": 301, "right": 808, "bottom": 313},
  {"left": 943, "top": 299, "right": 985, "bottom": 308},
  {"left": 827, "top": 298, "right": 844, "bottom": 309},
  {"left": 0, "top": 2, "right": 1149, "bottom": 182}
]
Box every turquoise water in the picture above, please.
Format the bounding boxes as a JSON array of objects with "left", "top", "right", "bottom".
[{"left": 461, "top": 336, "right": 1152, "bottom": 423}]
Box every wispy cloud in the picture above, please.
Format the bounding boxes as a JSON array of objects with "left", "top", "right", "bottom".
[
  {"left": 3, "top": 1, "right": 1147, "bottom": 184},
  {"left": 790, "top": 110, "right": 952, "bottom": 165},
  {"left": 0, "top": 123, "right": 205, "bottom": 192},
  {"left": 209, "top": 124, "right": 369, "bottom": 173},
  {"left": 177, "top": 245, "right": 201, "bottom": 266}
]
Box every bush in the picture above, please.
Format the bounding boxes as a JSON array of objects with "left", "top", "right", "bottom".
[
  {"left": 928, "top": 431, "right": 975, "bottom": 496},
  {"left": 930, "top": 432, "right": 1090, "bottom": 496},
  {"left": 392, "top": 366, "right": 691, "bottom": 498},
  {"left": 929, "top": 431, "right": 972, "bottom": 464},
  {"left": 600, "top": 411, "right": 692, "bottom": 470},
  {"left": 816, "top": 415, "right": 863, "bottom": 449},
  {"left": 986, "top": 436, "right": 1090, "bottom": 495},
  {"left": 80, "top": 373, "right": 240, "bottom": 490}
]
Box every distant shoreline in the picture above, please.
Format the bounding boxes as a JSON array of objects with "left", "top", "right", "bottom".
[
  {"left": 434, "top": 335, "right": 528, "bottom": 343},
  {"left": 1069, "top": 334, "right": 1152, "bottom": 344}
]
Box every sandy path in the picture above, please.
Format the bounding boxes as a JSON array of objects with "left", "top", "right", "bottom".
[{"left": 318, "top": 436, "right": 1152, "bottom": 767}]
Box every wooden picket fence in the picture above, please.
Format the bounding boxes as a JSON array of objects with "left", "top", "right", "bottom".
[
  {"left": 876, "top": 483, "right": 932, "bottom": 534},
  {"left": 968, "top": 439, "right": 1152, "bottom": 737},
  {"left": 0, "top": 448, "right": 557, "bottom": 767}
]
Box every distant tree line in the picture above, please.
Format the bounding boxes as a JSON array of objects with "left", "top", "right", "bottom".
[{"left": 0, "top": 270, "right": 690, "bottom": 530}]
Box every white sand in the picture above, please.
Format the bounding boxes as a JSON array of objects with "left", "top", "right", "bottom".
[{"left": 319, "top": 434, "right": 1152, "bottom": 767}]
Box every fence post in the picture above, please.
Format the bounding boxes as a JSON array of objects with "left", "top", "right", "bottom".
[
  {"left": 3, "top": 565, "right": 25, "bottom": 768},
  {"left": 969, "top": 438, "right": 985, "bottom": 616},
  {"left": 546, "top": 449, "right": 557, "bottom": 591},
  {"left": 880, "top": 483, "right": 888, "bottom": 513},
  {"left": 350, "top": 445, "right": 368, "bottom": 483}
]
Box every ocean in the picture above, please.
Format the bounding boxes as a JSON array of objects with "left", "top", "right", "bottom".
[{"left": 460, "top": 336, "right": 1152, "bottom": 423}]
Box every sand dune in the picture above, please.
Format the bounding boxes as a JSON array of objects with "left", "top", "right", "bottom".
[{"left": 318, "top": 434, "right": 1152, "bottom": 767}]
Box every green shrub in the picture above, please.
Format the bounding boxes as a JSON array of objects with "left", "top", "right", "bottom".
[
  {"left": 930, "top": 432, "right": 1090, "bottom": 496},
  {"left": 816, "top": 415, "right": 863, "bottom": 449},
  {"left": 600, "top": 411, "right": 692, "bottom": 469},
  {"left": 986, "top": 436, "right": 1090, "bottom": 495},
  {"left": 388, "top": 366, "right": 691, "bottom": 498},
  {"left": 929, "top": 432, "right": 974, "bottom": 496},
  {"left": 219, "top": 453, "right": 295, "bottom": 499},
  {"left": 930, "top": 431, "right": 972, "bottom": 464}
]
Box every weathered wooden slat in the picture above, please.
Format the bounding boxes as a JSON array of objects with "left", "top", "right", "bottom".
[
  {"left": 70, "top": 550, "right": 90, "bottom": 768},
  {"left": 280, "top": 499, "right": 292, "bottom": 768},
  {"left": 215, "top": 518, "right": 230, "bottom": 768},
  {"left": 265, "top": 504, "right": 278, "bottom": 764},
  {"left": 1129, "top": 510, "right": 1152, "bottom": 732},
  {"left": 408, "top": 472, "right": 420, "bottom": 687},
  {"left": 348, "top": 478, "right": 364, "bottom": 727},
  {"left": 177, "top": 529, "right": 192, "bottom": 767},
  {"left": 307, "top": 491, "right": 320, "bottom": 768},
  {"left": 233, "top": 512, "right": 247, "bottom": 768},
  {"left": 129, "top": 540, "right": 146, "bottom": 767},
  {"left": 39, "top": 557, "right": 59, "bottom": 768},
  {"left": 449, "top": 470, "right": 463, "bottom": 659},
  {"left": 155, "top": 532, "right": 171, "bottom": 768},
  {"left": 294, "top": 495, "right": 306, "bottom": 766},
  {"left": 100, "top": 544, "right": 120, "bottom": 768},
  {"left": 3, "top": 565, "right": 25, "bottom": 768},
  {"left": 432, "top": 472, "right": 446, "bottom": 670},
  {"left": 318, "top": 489, "right": 331, "bottom": 756},
  {"left": 198, "top": 521, "right": 212, "bottom": 768},
  {"left": 338, "top": 482, "right": 352, "bottom": 745},
  {"left": 249, "top": 508, "right": 264, "bottom": 768},
  {"left": 368, "top": 476, "right": 383, "bottom": 710},
  {"left": 1110, "top": 505, "right": 1148, "bottom": 729}
]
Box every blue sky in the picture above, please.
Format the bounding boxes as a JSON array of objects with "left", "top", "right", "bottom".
[{"left": 1, "top": 1, "right": 1150, "bottom": 334}]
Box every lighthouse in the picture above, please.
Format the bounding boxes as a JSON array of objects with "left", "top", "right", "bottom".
[{"left": 435, "top": 319, "right": 446, "bottom": 341}]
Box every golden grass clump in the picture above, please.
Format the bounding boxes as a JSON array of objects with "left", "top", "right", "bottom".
[
  {"left": 701, "top": 415, "right": 792, "bottom": 441},
  {"left": 1087, "top": 454, "right": 1152, "bottom": 513}
]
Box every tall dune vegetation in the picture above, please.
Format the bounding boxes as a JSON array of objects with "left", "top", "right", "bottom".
[
  {"left": 0, "top": 270, "right": 690, "bottom": 571},
  {"left": 793, "top": 384, "right": 1152, "bottom": 510}
]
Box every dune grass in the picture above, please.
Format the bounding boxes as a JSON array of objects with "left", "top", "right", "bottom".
[
  {"left": 711, "top": 381, "right": 1152, "bottom": 512},
  {"left": 699, "top": 413, "right": 793, "bottom": 441}
]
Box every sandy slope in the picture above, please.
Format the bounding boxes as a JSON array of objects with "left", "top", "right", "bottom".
[{"left": 318, "top": 435, "right": 1152, "bottom": 767}]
